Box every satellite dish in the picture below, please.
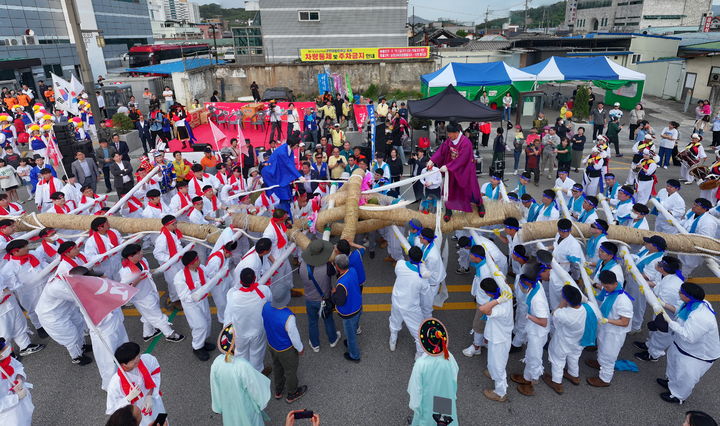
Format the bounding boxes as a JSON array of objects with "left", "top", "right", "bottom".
[{"left": 25, "top": 29, "right": 34, "bottom": 36}]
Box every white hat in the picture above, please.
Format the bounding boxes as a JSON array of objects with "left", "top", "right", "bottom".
[
  {"left": 691, "top": 133, "right": 700, "bottom": 139},
  {"left": 644, "top": 134, "right": 653, "bottom": 140},
  {"left": 613, "top": 102, "right": 620, "bottom": 107}
]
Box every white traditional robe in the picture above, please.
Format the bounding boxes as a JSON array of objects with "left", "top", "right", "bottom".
[
  {"left": 389, "top": 261, "right": 429, "bottom": 355},
  {"left": 653, "top": 190, "right": 685, "bottom": 234},
  {"left": 106, "top": 354, "right": 165, "bottom": 426},
  {"left": 36, "top": 277, "right": 86, "bottom": 359},
  {"left": 82, "top": 229, "right": 123, "bottom": 281},
  {"left": 0, "top": 357, "right": 33, "bottom": 426},
  {"left": 173, "top": 266, "right": 212, "bottom": 350},
  {"left": 680, "top": 211, "right": 718, "bottom": 274},
  {"left": 152, "top": 230, "right": 184, "bottom": 302},
  {"left": 119, "top": 259, "right": 174, "bottom": 338},
  {"left": 646, "top": 274, "right": 683, "bottom": 359},
  {"left": 223, "top": 283, "right": 272, "bottom": 371}
]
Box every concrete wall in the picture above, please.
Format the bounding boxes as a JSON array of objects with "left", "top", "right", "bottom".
[
  {"left": 627, "top": 37, "right": 680, "bottom": 67},
  {"left": 170, "top": 60, "right": 435, "bottom": 105},
  {"left": 684, "top": 55, "right": 720, "bottom": 100},
  {"left": 634, "top": 60, "right": 685, "bottom": 100},
  {"left": 436, "top": 50, "right": 519, "bottom": 68}
]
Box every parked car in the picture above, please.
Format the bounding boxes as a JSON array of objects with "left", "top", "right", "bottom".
[{"left": 261, "top": 87, "right": 294, "bottom": 102}]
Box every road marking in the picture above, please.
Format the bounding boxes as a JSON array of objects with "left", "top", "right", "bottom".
[
  {"left": 707, "top": 295, "right": 720, "bottom": 302},
  {"left": 144, "top": 309, "right": 178, "bottom": 354},
  {"left": 689, "top": 277, "right": 720, "bottom": 285}
]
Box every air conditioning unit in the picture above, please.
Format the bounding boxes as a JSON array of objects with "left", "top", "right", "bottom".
[
  {"left": 23, "top": 35, "right": 36, "bottom": 45},
  {"left": 9, "top": 38, "right": 18, "bottom": 46},
  {"left": 709, "top": 72, "right": 720, "bottom": 85}
]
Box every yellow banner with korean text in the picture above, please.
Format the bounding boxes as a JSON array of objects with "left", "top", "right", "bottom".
[{"left": 300, "top": 47, "right": 430, "bottom": 62}]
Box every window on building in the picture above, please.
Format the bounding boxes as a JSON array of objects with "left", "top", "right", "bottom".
[
  {"left": 643, "top": 15, "right": 685, "bottom": 20},
  {"left": 43, "top": 64, "right": 63, "bottom": 78},
  {"left": 577, "top": 0, "right": 612, "bottom": 10},
  {"left": 298, "top": 10, "right": 320, "bottom": 21},
  {"left": 631, "top": 54, "right": 641, "bottom": 63}
]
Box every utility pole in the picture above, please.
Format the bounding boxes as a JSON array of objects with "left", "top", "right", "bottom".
[
  {"left": 524, "top": 0, "right": 529, "bottom": 31},
  {"left": 61, "top": 0, "right": 102, "bottom": 126},
  {"left": 484, "top": 7, "right": 490, "bottom": 35},
  {"left": 541, "top": 8, "right": 546, "bottom": 33}
]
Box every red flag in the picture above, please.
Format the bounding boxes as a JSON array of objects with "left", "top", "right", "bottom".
[
  {"left": 65, "top": 275, "right": 138, "bottom": 326},
  {"left": 353, "top": 104, "right": 368, "bottom": 130},
  {"left": 208, "top": 119, "right": 226, "bottom": 151},
  {"left": 236, "top": 123, "right": 248, "bottom": 154},
  {"left": 46, "top": 136, "right": 63, "bottom": 167}
]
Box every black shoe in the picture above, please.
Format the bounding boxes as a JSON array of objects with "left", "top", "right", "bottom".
[
  {"left": 19, "top": 343, "right": 45, "bottom": 356},
  {"left": 369, "top": 251, "right": 375, "bottom": 259},
  {"left": 634, "top": 351, "right": 659, "bottom": 362},
  {"left": 633, "top": 341, "right": 648, "bottom": 351},
  {"left": 343, "top": 339, "right": 348, "bottom": 347},
  {"left": 656, "top": 378, "right": 669, "bottom": 389},
  {"left": 165, "top": 332, "right": 185, "bottom": 343},
  {"left": 143, "top": 329, "right": 162, "bottom": 342},
  {"left": 203, "top": 342, "right": 216, "bottom": 352},
  {"left": 71, "top": 354, "right": 93, "bottom": 366},
  {"left": 660, "top": 391, "right": 681, "bottom": 404},
  {"left": 36, "top": 327, "right": 49, "bottom": 339},
  {"left": 617, "top": 153, "right": 624, "bottom": 157},
  {"left": 193, "top": 348, "right": 210, "bottom": 361},
  {"left": 509, "top": 345, "right": 523, "bottom": 354},
  {"left": 286, "top": 385, "right": 308, "bottom": 403},
  {"left": 344, "top": 352, "right": 361, "bottom": 363},
  {"left": 82, "top": 343, "right": 93, "bottom": 353}
]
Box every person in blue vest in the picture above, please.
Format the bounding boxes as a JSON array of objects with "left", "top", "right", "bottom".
[
  {"left": 331, "top": 254, "right": 362, "bottom": 363},
  {"left": 335, "top": 238, "right": 368, "bottom": 334},
  {"left": 261, "top": 298, "right": 307, "bottom": 403}
]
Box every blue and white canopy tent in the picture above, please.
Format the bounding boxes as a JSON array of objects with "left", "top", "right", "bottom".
[{"left": 520, "top": 56, "right": 646, "bottom": 109}]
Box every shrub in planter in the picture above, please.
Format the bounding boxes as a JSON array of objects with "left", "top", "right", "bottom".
[{"left": 111, "top": 113, "right": 135, "bottom": 133}]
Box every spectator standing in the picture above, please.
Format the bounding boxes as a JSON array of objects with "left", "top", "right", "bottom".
[
  {"left": 556, "top": 138, "right": 572, "bottom": 173},
  {"left": 328, "top": 147, "right": 346, "bottom": 180},
  {"left": 210, "top": 90, "right": 220, "bottom": 103},
  {"left": 109, "top": 152, "right": 134, "bottom": 196},
  {"left": 250, "top": 81, "right": 260, "bottom": 102},
  {"left": 111, "top": 134, "right": 130, "bottom": 162},
  {"left": 135, "top": 114, "right": 153, "bottom": 154},
  {"left": 299, "top": 240, "right": 341, "bottom": 352},
  {"left": 571, "top": 127, "right": 587, "bottom": 172},
  {"left": 591, "top": 102, "right": 609, "bottom": 139},
  {"left": 712, "top": 112, "right": 720, "bottom": 147},
  {"left": 409, "top": 148, "right": 429, "bottom": 200},
  {"left": 387, "top": 148, "right": 403, "bottom": 196},
  {"left": 512, "top": 125, "right": 524, "bottom": 175},
  {"left": 95, "top": 91, "right": 106, "bottom": 118},
  {"left": 479, "top": 91, "right": 490, "bottom": 105},
  {"left": 606, "top": 116, "right": 623, "bottom": 157},
  {"left": 541, "top": 128, "right": 560, "bottom": 178},
  {"left": 502, "top": 93, "right": 512, "bottom": 122},
  {"left": 628, "top": 103, "right": 645, "bottom": 141},
  {"left": 286, "top": 103, "right": 299, "bottom": 136},
  {"left": 331, "top": 254, "right": 362, "bottom": 362},
  {"left": 97, "top": 120, "right": 114, "bottom": 144},
  {"left": 608, "top": 102, "right": 623, "bottom": 122},
  {"left": 71, "top": 151, "right": 99, "bottom": 193},
  {"left": 532, "top": 112, "right": 548, "bottom": 130},
  {"left": 95, "top": 140, "right": 117, "bottom": 193},
  {"left": 303, "top": 108, "right": 319, "bottom": 146},
  {"left": 3, "top": 146, "right": 20, "bottom": 168},
  {"left": 162, "top": 86, "right": 174, "bottom": 112},
  {"left": 658, "top": 121, "right": 679, "bottom": 169},
  {"left": 492, "top": 127, "right": 506, "bottom": 167},
  {"left": 0, "top": 158, "right": 20, "bottom": 202}
]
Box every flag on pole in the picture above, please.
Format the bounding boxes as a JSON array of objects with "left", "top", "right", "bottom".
[
  {"left": 51, "top": 73, "right": 80, "bottom": 115},
  {"left": 345, "top": 73, "right": 353, "bottom": 102},
  {"left": 208, "top": 119, "right": 227, "bottom": 151},
  {"left": 46, "top": 135, "right": 63, "bottom": 167},
  {"left": 70, "top": 74, "right": 85, "bottom": 97},
  {"left": 368, "top": 104, "right": 376, "bottom": 160},
  {"left": 236, "top": 124, "right": 248, "bottom": 153},
  {"left": 64, "top": 275, "right": 138, "bottom": 326}
]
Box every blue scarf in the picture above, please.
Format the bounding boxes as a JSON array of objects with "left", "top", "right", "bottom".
[
  {"left": 570, "top": 195, "right": 585, "bottom": 213},
  {"left": 585, "top": 234, "right": 605, "bottom": 258},
  {"left": 580, "top": 303, "right": 598, "bottom": 347},
  {"left": 631, "top": 218, "right": 647, "bottom": 229},
  {"left": 406, "top": 261, "right": 423, "bottom": 278},
  {"left": 541, "top": 202, "right": 557, "bottom": 217},
  {"left": 579, "top": 208, "right": 596, "bottom": 223},
  {"left": 422, "top": 241, "right": 434, "bottom": 261},
  {"left": 516, "top": 183, "right": 527, "bottom": 197},
  {"left": 525, "top": 283, "right": 541, "bottom": 316},
  {"left": 688, "top": 212, "right": 703, "bottom": 233},
  {"left": 408, "top": 233, "right": 417, "bottom": 247},
  {"left": 527, "top": 203, "right": 541, "bottom": 222},
  {"left": 636, "top": 249, "right": 664, "bottom": 273},
  {"left": 605, "top": 182, "right": 619, "bottom": 199},
  {"left": 485, "top": 183, "right": 500, "bottom": 200},
  {"left": 594, "top": 259, "right": 617, "bottom": 278},
  {"left": 598, "top": 285, "right": 635, "bottom": 318},
  {"left": 677, "top": 300, "right": 716, "bottom": 321},
  {"left": 470, "top": 258, "right": 487, "bottom": 277}
]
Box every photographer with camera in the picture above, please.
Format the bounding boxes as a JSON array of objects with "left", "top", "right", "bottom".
[{"left": 268, "top": 100, "right": 283, "bottom": 142}]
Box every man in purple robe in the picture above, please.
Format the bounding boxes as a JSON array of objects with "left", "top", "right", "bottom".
[
  {"left": 261, "top": 131, "right": 302, "bottom": 219},
  {"left": 428, "top": 123, "right": 484, "bottom": 221}
]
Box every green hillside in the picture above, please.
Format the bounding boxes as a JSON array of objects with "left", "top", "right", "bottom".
[
  {"left": 479, "top": 1, "right": 566, "bottom": 31},
  {"left": 198, "top": 3, "right": 257, "bottom": 22}
]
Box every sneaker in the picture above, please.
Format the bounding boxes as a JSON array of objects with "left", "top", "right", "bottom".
[
  {"left": 483, "top": 389, "right": 508, "bottom": 402},
  {"left": 513, "top": 170, "right": 518, "bottom": 175},
  {"left": 274, "top": 390, "right": 284, "bottom": 400},
  {"left": 193, "top": 348, "right": 210, "bottom": 361},
  {"left": 20, "top": 344, "right": 45, "bottom": 356},
  {"left": 71, "top": 354, "right": 93, "bottom": 366},
  {"left": 663, "top": 165, "right": 668, "bottom": 169},
  {"left": 660, "top": 391, "right": 681, "bottom": 404},
  {"left": 634, "top": 351, "right": 659, "bottom": 362},
  {"left": 203, "top": 342, "right": 216, "bottom": 352},
  {"left": 633, "top": 341, "right": 648, "bottom": 351},
  {"left": 143, "top": 328, "right": 162, "bottom": 342},
  {"left": 165, "top": 332, "right": 185, "bottom": 343},
  {"left": 309, "top": 341, "right": 320, "bottom": 353},
  {"left": 656, "top": 378, "right": 669, "bottom": 389},
  {"left": 286, "top": 385, "right": 308, "bottom": 403},
  {"left": 455, "top": 267, "right": 470, "bottom": 275},
  {"left": 329, "top": 331, "right": 341, "bottom": 347},
  {"left": 344, "top": 352, "right": 361, "bottom": 363},
  {"left": 389, "top": 336, "right": 397, "bottom": 352},
  {"left": 462, "top": 344, "right": 481, "bottom": 357},
  {"left": 36, "top": 327, "right": 49, "bottom": 339},
  {"left": 356, "top": 326, "right": 362, "bottom": 335},
  {"left": 82, "top": 343, "right": 93, "bottom": 353}
]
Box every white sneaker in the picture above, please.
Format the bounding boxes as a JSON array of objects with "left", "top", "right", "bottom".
[
  {"left": 356, "top": 326, "right": 362, "bottom": 335},
  {"left": 663, "top": 165, "right": 668, "bottom": 169},
  {"left": 309, "top": 340, "right": 320, "bottom": 353},
  {"left": 329, "top": 331, "right": 341, "bottom": 347},
  {"left": 389, "top": 336, "right": 397, "bottom": 352},
  {"left": 462, "top": 344, "right": 481, "bottom": 357},
  {"left": 513, "top": 170, "right": 518, "bottom": 175}
]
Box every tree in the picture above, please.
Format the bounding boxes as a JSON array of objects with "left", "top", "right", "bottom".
[
  {"left": 573, "top": 85, "right": 591, "bottom": 121},
  {"left": 456, "top": 29, "right": 468, "bottom": 37}
]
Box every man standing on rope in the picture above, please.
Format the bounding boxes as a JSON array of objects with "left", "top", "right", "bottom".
[
  {"left": 261, "top": 132, "right": 302, "bottom": 220},
  {"left": 426, "top": 123, "right": 484, "bottom": 221}
]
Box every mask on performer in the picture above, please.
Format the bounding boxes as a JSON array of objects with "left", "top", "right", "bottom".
[{"left": 630, "top": 212, "right": 639, "bottom": 220}]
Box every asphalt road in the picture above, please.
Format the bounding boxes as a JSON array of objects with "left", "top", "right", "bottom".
[{"left": 23, "top": 106, "right": 720, "bottom": 426}]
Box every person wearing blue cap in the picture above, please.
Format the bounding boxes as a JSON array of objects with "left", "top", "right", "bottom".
[
  {"left": 653, "top": 179, "right": 685, "bottom": 234},
  {"left": 406, "top": 218, "right": 423, "bottom": 249},
  {"left": 680, "top": 198, "right": 718, "bottom": 275},
  {"left": 659, "top": 282, "right": 720, "bottom": 404},
  {"left": 537, "top": 189, "right": 560, "bottom": 221},
  {"left": 634, "top": 255, "right": 683, "bottom": 362},
  {"left": 0, "top": 337, "right": 34, "bottom": 425},
  {"left": 628, "top": 235, "right": 667, "bottom": 334},
  {"left": 576, "top": 195, "right": 599, "bottom": 224},
  {"left": 586, "top": 270, "right": 634, "bottom": 387},
  {"left": 481, "top": 173, "right": 502, "bottom": 200}
]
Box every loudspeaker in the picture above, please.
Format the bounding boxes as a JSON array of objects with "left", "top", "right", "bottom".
[
  {"left": 192, "top": 143, "right": 212, "bottom": 152},
  {"left": 76, "top": 141, "right": 95, "bottom": 158},
  {"left": 59, "top": 143, "right": 78, "bottom": 158},
  {"left": 53, "top": 123, "right": 74, "bottom": 146}
]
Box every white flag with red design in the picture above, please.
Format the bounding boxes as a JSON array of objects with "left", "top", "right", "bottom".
[
  {"left": 65, "top": 275, "right": 137, "bottom": 325},
  {"left": 208, "top": 119, "right": 226, "bottom": 151}
]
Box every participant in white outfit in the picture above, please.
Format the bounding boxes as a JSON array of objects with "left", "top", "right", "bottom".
[
  {"left": 168, "top": 181, "right": 192, "bottom": 220},
  {"left": 634, "top": 256, "right": 683, "bottom": 362},
  {"left": 679, "top": 198, "right": 718, "bottom": 275},
  {"left": 389, "top": 247, "right": 429, "bottom": 357},
  {"left": 661, "top": 282, "right": 720, "bottom": 404},
  {"left": 254, "top": 191, "right": 279, "bottom": 216},
  {"left": 536, "top": 190, "right": 560, "bottom": 221},
  {"left": 204, "top": 241, "right": 236, "bottom": 325},
  {"left": 509, "top": 273, "right": 549, "bottom": 396},
  {"left": 554, "top": 170, "right": 576, "bottom": 201},
  {"left": 202, "top": 186, "right": 225, "bottom": 220},
  {"left": 0, "top": 194, "right": 24, "bottom": 216},
  {"left": 106, "top": 342, "right": 165, "bottom": 426},
  {"left": 120, "top": 194, "right": 145, "bottom": 219},
  {"left": 582, "top": 148, "right": 605, "bottom": 197},
  {"left": 576, "top": 195, "right": 599, "bottom": 224},
  {"left": 543, "top": 285, "right": 600, "bottom": 394},
  {"left": 591, "top": 242, "right": 624, "bottom": 288},
  {"left": 622, "top": 203, "right": 650, "bottom": 231},
  {"left": 588, "top": 270, "right": 633, "bottom": 387},
  {"left": 535, "top": 250, "right": 566, "bottom": 311},
  {"left": 0, "top": 338, "right": 34, "bottom": 426},
  {"left": 480, "top": 173, "right": 502, "bottom": 200},
  {"left": 627, "top": 235, "right": 666, "bottom": 333},
  {"left": 233, "top": 238, "right": 272, "bottom": 288},
  {"left": 635, "top": 149, "right": 657, "bottom": 205},
  {"left": 603, "top": 173, "right": 620, "bottom": 207},
  {"left": 585, "top": 219, "right": 609, "bottom": 266},
  {"left": 48, "top": 192, "right": 72, "bottom": 215},
  {"left": 653, "top": 179, "right": 685, "bottom": 234},
  {"left": 552, "top": 219, "right": 583, "bottom": 280},
  {"left": 141, "top": 189, "right": 168, "bottom": 219},
  {"left": 493, "top": 217, "right": 523, "bottom": 275},
  {"left": 119, "top": 244, "right": 184, "bottom": 343},
  {"left": 132, "top": 166, "right": 160, "bottom": 202},
  {"left": 613, "top": 185, "right": 635, "bottom": 224},
  {"left": 0, "top": 255, "right": 45, "bottom": 357},
  {"left": 225, "top": 267, "right": 272, "bottom": 372},
  {"left": 509, "top": 246, "right": 532, "bottom": 351},
  {"left": 187, "top": 164, "right": 220, "bottom": 198},
  {"left": 419, "top": 228, "right": 445, "bottom": 319},
  {"left": 1, "top": 240, "right": 47, "bottom": 334},
  {"left": 188, "top": 196, "right": 213, "bottom": 261},
  {"left": 153, "top": 215, "right": 185, "bottom": 306},
  {"left": 30, "top": 228, "right": 61, "bottom": 265},
  {"left": 78, "top": 186, "right": 107, "bottom": 215},
  {"left": 463, "top": 245, "right": 495, "bottom": 357},
  {"left": 262, "top": 208, "right": 293, "bottom": 307},
  {"left": 173, "top": 250, "right": 214, "bottom": 361},
  {"left": 211, "top": 225, "right": 248, "bottom": 269},
  {"left": 478, "top": 278, "right": 513, "bottom": 402},
  {"left": 83, "top": 216, "right": 123, "bottom": 281},
  {"left": 55, "top": 241, "right": 88, "bottom": 277},
  {"left": 679, "top": 134, "right": 707, "bottom": 184},
  {"left": 34, "top": 168, "right": 64, "bottom": 212},
  {"left": 566, "top": 184, "right": 586, "bottom": 218},
  {"left": 61, "top": 176, "right": 83, "bottom": 209}
]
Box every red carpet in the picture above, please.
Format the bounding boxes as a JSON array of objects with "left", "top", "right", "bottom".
[{"left": 168, "top": 122, "right": 280, "bottom": 152}]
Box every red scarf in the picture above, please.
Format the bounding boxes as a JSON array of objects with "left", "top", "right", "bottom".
[
  {"left": 177, "top": 192, "right": 191, "bottom": 215},
  {"left": 183, "top": 266, "right": 207, "bottom": 300},
  {"left": 127, "top": 196, "right": 143, "bottom": 213},
  {"left": 118, "top": 360, "right": 159, "bottom": 404},
  {"left": 206, "top": 195, "right": 218, "bottom": 211},
  {"left": 161, "top": 226, "right": 183, "bottom": 257},
  {"left": 53, "top": 204, "right": 70, "bottom": 214},
  {"left": 41, "top": 239, "right": 63, "bottom": 257},
  {"left": 0, "top": 203, "right": 20, "bottom": 215},
  {"left": 0, "top": 356, "right": 14, "bottom": 381},
  {"left": 0, "top": 233, "right": 10, "bottom": 242},
  {"left": 61, "top": 253, "right": 87, "bottom": 268},
  {"left": 121, "top": 258, "right": 148, "bottom": 273},
  {"left": 91, "top": 230, "right": 119, "bottom": 254},
  {"left": 81, "top": 194, "right": 105, "bottom": 208},
  {"left": 239, "top": 282, "right": 265, "bottom": 298},
  {"left": 241, "top": 247, "right": 256, "bottom": 260},
  {"left": 11, "top": 254, "right": 40, "bottom": 267},
  {"left": 191, "top": 176, "right": 203, "bottom": 196},
  {"left": 207, "top": 250, "right": 225, "bottom": 269},
  {"left": 270, "top": 217, "right": 287, "bottom": 248},
  {"left": 260, "top": 192, "right": 272, "bottom": 208},
  {"left": 215, "top": 172, "right": 227, "bottom": 185},
  {"left": 42, "top": 177, "right": 57, "bottom": 195},
  {"left": 148, "top": 202, "right": 162, "bottom": 211}
]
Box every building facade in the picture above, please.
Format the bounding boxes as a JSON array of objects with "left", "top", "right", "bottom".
[
  {"left": 258, "top": 0, "right": 407, "bottom": 62},
  {"left": 574, "top": 0, "right": 712, "bottom": 33},
  {"left": 163, "top": 0, "right": 200, "bottom": 23}
]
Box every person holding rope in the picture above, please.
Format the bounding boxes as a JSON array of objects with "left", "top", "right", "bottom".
[{"left": 679, "top": 198, "right": 717, "bottom": 275}]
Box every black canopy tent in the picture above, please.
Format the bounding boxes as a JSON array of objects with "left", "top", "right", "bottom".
[{"left": 407, "top": 84, "right": 502, "bottom": 122}]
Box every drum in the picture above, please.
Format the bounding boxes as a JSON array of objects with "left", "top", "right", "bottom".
[
  {"left": 689, "top": 164, "right": 709, "bottom": 182},
  {"left": 699, "top": 174, "right": 720, "bottom": 190},
  {"left": 677, "top": 149, "right": 698, "bottom": 168}
]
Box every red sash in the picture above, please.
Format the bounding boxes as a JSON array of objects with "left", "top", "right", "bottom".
[
  {"left": 241, "top": 248, "right": 256, "bottom": 260},
  {"left": 183, "top": 267, "right": 207, "bottom": 300},
  {"left": 41, "top": 239, "right": 63, "bottom": 257},
  {"left": 148, "top": 202, "right": 162, "bottom": 212},
  {"left": 229, "top": 175, "right": 245, "bottom": 191},
  {"left": 81, "top": 194, "right": 105, "bottom": 209},
  {"left": 121, "top": 258, "right": 148, "bottom": 273},
  {"left": 0, "top": 233, "right": 10, "bottom": 242},
  {"left": 177, "top": 192, "right": 191, "bottom": 215},
  {"left": 118, "top": 360, "right": 159, "bottom": 404},
  {"left": 53, "top": 204, "right": 70, "bottom": 214},
  {"left": 127, "top": 196, "right": 143, "bottom": 213},
  {"left": 61, "top": 253, "right": 87, "bottom": 268},
  {"left": 270, "top": 217, "right": 287, "bottom": 248},
  {"left": 239, "top": 282, "right": 265, "bottom": 298},
  {"left": 215, "top": 172, "right": 227, "bottom": 186},
  {"left": 207, "top": 250, "right": 225, "bottom": 269},
  {"left": 0, "top": 356, "right": 14, "bottom": 381},
  {"left": 42, "top": 177, "right": 57, "bottom": 195},
  {"left": 0, "top": 203, "right": 20, "bottom": 215},
  {"left": 11, "top": 254, "right": 40, "bottom": 267},
  {"left": 92, "top": 230, "right": 119, "bottom": 254},
  {"left": 191, "top": 176, "right": 203, "bottom": 196},
  {"left": 206, "top": 196, "right": 218, "bottom": 211},
  {"left": 161, "top": 226, "right": 182, "bottom": 257}
]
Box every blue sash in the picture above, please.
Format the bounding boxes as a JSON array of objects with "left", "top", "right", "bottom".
[
  {"left": 541, "top": 203, "right": 556, "bottom": 217},
  {"left": 579, "top": 208, "right": 596, "bottom": 223},
  {"left": 422, "top": 241, "right": 434, "bottom": 261},
  {"left": 594, "top": 259, "right": 617, "bottom": 278},
  {"left": 632, "top": 218, "right": 647, "bottom": 229},
  {"left": 525, "top": 284, "right": 541, "bottom": 316},
  {"left": 516, "top": 183, "right": 527, "bottom": 197},
  {"left": 527, "top": 203, "right": 541, "bottom": 222},
  {"left": 570, "top": 195, "right": 585, "bottom": 213},
  {"left": 405, "top": 261, "right": 423, "bottom": 278},
  {"left": 636, "top": 250, "right": 663, "bottom": 273},
  {"left": 688, "top": 213, "right": 703, "bottom": 233},
  {"left": 585, "top": 234, "right": 604, "bottom": 258},
  {"left": 484, "top": 183, "right": 499, "bottom": 200},
  {"left": 470, "top": 259, "right": 487, "bottom": 277},
  {"left": 580, "top": 303, "right": 598, "bottom": 347},
  {"left": 598, "top": 286, "right": 635, "bottom": 318}
]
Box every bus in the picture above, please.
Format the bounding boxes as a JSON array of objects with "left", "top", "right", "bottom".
[{"left": 128, "top": 43, "right": 210, "bottom": 68}]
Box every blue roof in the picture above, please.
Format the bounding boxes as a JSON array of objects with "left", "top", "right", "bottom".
[{"left": 126, "top": 58, "right": 223, "bottom": 75}]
